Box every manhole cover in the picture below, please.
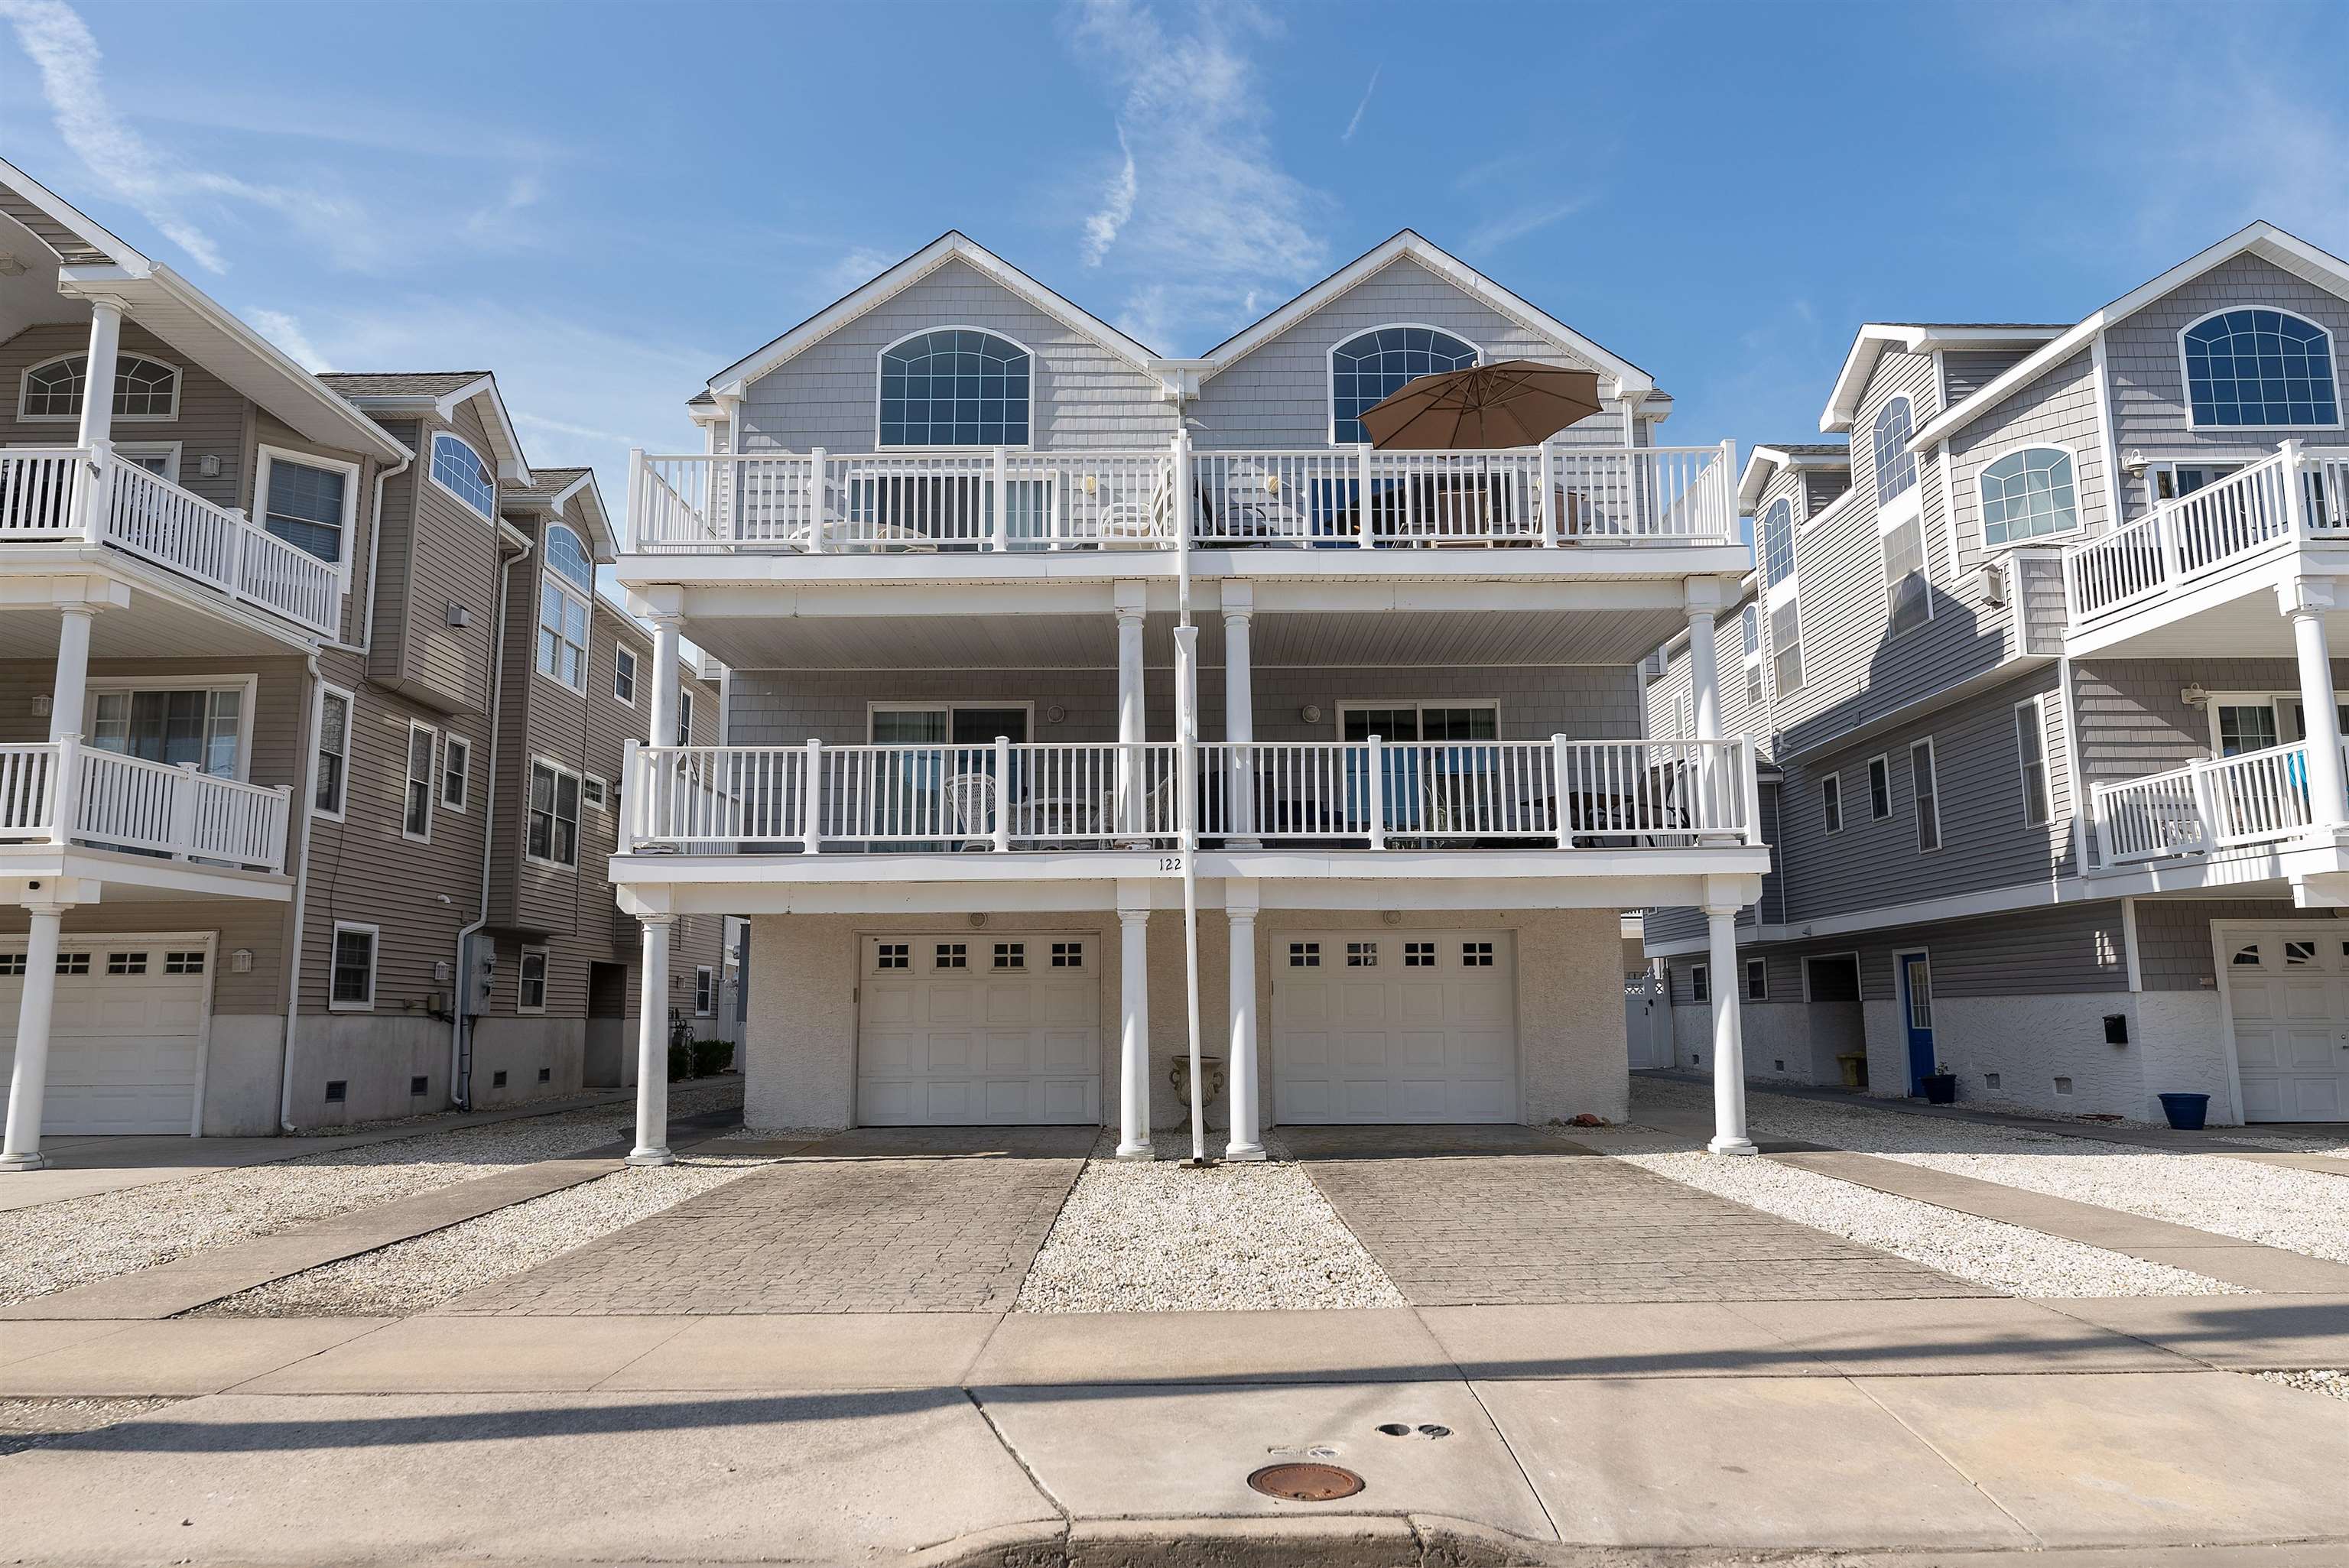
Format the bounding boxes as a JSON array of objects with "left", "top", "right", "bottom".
[{"left": 1248, "top": 1462, "right": 1365, "bottom": 1501}]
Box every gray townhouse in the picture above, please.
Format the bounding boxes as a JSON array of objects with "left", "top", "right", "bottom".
[
  {"left": 0, "top": 161, "right": 720, "bottom": 1168},
  {"left": 609, "top": 229, "right": 1772, "bottom": 1164},
  {"left": 1643, "top": 222, "right": 2349, "bottom": 1128}
]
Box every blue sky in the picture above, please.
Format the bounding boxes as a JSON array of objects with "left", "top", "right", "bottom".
[{"left": 5, "top": 0, "right": 2347, "bottom": 527}]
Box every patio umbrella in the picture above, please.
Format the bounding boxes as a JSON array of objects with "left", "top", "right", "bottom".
[{"left": 1357, "top": 360, "right": 1603, "bottom": 450}]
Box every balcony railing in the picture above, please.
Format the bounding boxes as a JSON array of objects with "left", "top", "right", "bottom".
[
  {"left": 2063, "top": 442, "right": 2349, "bottom": 627},
  {"left": 0, "top": 445, "right": 341, "bottom": 637},
  {"left": 2089, "top": 741, "right": 2345, "bottom": 869},
  {"left": 0, "top": 738, "right": 291, "bottom": 874},
  {"left": 629, "top": 440, "right": 1739, "bottom": 555},
  {"left": 622, "top": 736, "right": 1761, "bottom": 855}
]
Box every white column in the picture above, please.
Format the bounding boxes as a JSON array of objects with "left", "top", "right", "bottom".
[
  {"left": 1, "top": 904, "right": 70, "bottom": 1170},
  {"left": 1223, "top": 586, "right": 1256, "bottom": 846},
  {"left": 1704, "top": 901, "right": 1756, "bottom": 1156},
  {"left": 629, "top": 913, "right": 674, "bottom": 1167},
  {"left": 648, "top": 612, "right": 683, "bottom": 748},
  {"left": 2284, "top": 579, "right": 2348, "bottom": 830},
  {"left": 1685, "top": 594, "right": 1724, "bottom": 833},
  {"left": 1223, "top": 895, "right": 1262, "bottom": 1161},
  {"left": 50, "top": 605, "right": 96, "bottom": 742},
  {"left": 1116, "top": 902, "right": 1152, "bottom": 1160},
  {"left": 1114, "top": 583, "right": 1147, "bottom": 841},
  {"left": 74, "top": 301, "right": 123, "bottom": 451}
]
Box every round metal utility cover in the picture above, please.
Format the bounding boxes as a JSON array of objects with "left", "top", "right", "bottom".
[{"left": 1247, "top": 1462, "right": 1366, "bottom": 1502}]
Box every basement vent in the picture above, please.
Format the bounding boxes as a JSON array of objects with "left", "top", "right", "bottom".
[
  {"left": 538, "top": 1067, "right": 551, "bottom": 1083},
  {"left": 410, "top": 1076, "right": 429, "bottom": 1096},
  {"left": 1773, "top": 1060, "right": 1785, "bottom": 1072},
  {"left": 324, "top": 1080, "right": 347, "bottom": 1103},
  {"left": 1984, "top": 1073, "right": 2002, "bottom": 1090},
  {"left": 2053, "top": 1076, "right": 2074, "bottom": 1096},
  {"left": 493, "top": 1070, "right": 509, "bottom": 1089}
]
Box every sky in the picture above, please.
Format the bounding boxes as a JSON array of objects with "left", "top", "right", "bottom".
[{"left": 4, "top": 0, "right": 2347, "bottom": 544}]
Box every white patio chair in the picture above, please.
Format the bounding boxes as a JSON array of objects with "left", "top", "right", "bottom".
[{"left": 943, "top": 771, "right": 995, "bottom": 850}]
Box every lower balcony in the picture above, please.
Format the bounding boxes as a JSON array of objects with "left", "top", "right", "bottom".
[{"left": 0, "top": 739, "right": 293, "bottom": 898}]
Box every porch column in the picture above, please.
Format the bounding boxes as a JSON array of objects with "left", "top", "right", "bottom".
[
  {"left": 1704, "top": 898, "right": 1756, "bottom": 1156},
  {"left": 1223, "top": 885, "right": 1263, "bottom": 1161},
  {"left": 49, "top": 605, "right": 96, "bottom": 742},
  {"left": 1114, "top": 580, "right": 1147, "bottom": 842},
  {"left": 648, "top": 612, "right": 683, "bottom": 747},
  {"left": 1, "top": 901, "right": 73, "bottom": 1170},
  {"left": 1116, "top": 899, "right": 1152, "bottom": 1160},
  {"left": 2283, "top": 578, "right": 2349, "bottom": 830},
  {"left": 1685, "top": 579, "right": 1727, "bottom": 833},
  {"left": 74, "top": 301, "right": 124, "bottom": 451},
  {"left": 629, "top": 914, "right": 674, "bottom": 1167},
  {"left": 1223, "top": 583, "right": 1256, "bottom": 846}
]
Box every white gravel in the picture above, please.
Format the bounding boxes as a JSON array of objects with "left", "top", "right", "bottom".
[
  {"left": 1639, "top": 1079, "right": 2349, "bottom": 1268},
  {"left": 1015, "top": 1132, "right": 1404, "bottom": 1314},
  {"left": 199, "top": 1148, "right": 783, "bottom": 1317},
  {"left": 2253, "top": 1368, "right": 2349, "bottom": 1404},
  {"left": 1574, "top": 1119, "right": 2239, "bottom": 1298},
  {"left": 0, "top": 1080, "right": 743, "bottom": 1307}
]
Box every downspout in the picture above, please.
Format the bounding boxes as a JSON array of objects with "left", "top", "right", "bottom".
[
  {"left": 277, "top": 652, "right": 324, "bottom": 1133},
  {"left": 450, "top": 524, "right": 534, "bottom": 1109}
]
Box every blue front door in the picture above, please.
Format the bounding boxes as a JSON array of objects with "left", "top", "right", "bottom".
[{"left": 1898, "top": 951, "right": 1935, "bottom": 1094}]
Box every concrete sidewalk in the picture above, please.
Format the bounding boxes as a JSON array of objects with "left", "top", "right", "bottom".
[{"left": 4, "top": 1299, "right": 2348, "bottom": 1565}]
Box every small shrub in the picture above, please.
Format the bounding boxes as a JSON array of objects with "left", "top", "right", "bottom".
[{"left": 691, "top": 1039, "right": 733, "bottom": 1076}]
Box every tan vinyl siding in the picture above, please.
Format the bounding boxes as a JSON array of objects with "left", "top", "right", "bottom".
[
  {"left": 369, "top": 402, "right": 504, "bottom": 716},
  {"left": 243, "top": 412, "right": 382, "bottom": 648},
  {"left": 0, "top": 320, "right": 249, "bottom": 512}
]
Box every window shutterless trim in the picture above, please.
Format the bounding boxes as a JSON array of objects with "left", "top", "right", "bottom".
[
  {"left": 1744, "top": 956, "right": 1768, "bottom": 1002},
  {"left": 1689, "top": 962, "right": 1711, "bottom": 1004},
  {"left": 2014, "top": 695, "right": 2053, "bottom": 829},
  {"left": 517, "top": 945, "right": 549, "bottom": 1014},
  {"left": 18, "top": 349, "right": 184, "bottom": 422},
  {"left": 613, "top": 646, "right": 638, "bottom": 706},
  {"left": 440, "top": 734, "right": 470, "bottom": 813},
  {"left": 872, "top": 323, "right": 1038, "bottom": 450},
  {"left": 1325, "top": 323, "right": 1483, "bottom": 446},
  {"left": 1821, "top": 772, "right": 1843, "bottom": 835},
  {"left": 426, "top": 430, "right": 499, "bottom": 521},
  {"left": 402, "top": 719, "right": 437, "bottom": 843},
  {"left": 525, "top": 755, "right": 584, "bottom": 870},
  {"left": 312, "top": 683, "right": 356, "bottom": 822},
  {"left": 1867, "top": 753, "right": 1892, "bottom": 820},
  {"left": 694, "top": 965, "right": 716, "bottom": 1017},
  {"left": 2175, "top": 306, "right": 2344, "bottom": 432},
  {"left": 328, "top": 920, "right": 379, "bottom": 1011},
  {"left": 1911, "top": 736, "right": 1941, "bottom": 853},
  {"left": 1975, "top": 441, "right": 2084, "bottom": 550},
  {"left": 255, "top": 442, "right": 362, "bottom": 589}
]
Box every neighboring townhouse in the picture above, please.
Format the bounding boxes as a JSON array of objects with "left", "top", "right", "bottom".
[
  {"left": 610, "top": 229, "right": 1767, "bottom": 1163},
  {"left": 1644, "top": 222, "right": 2349, "bottom": 1128},
  {"left": 0, "top": 161, "right": 716, "bottom": 1167}
]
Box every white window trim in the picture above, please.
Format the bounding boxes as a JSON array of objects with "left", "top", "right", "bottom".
[
  {"left": 1758, "top": 497, "right": 1799, "bottom": 587},
  {"left": 1867, "top": 753, "right": 1892, "bottom": 821},
  {"left": 872, "top": 324, "right": 1038, "bottom": 451},
  {"left": 18, "top": 349, "right": 183, "bottom": 423},
  {"left": 1821, "top": 771, "right": 1843, "bottom": 835},
  {"left": 84, "top": 674, "right": 259, "bottom": 782},
  {"left": 402, "top": 720, "right": 437, "bottom": 844},
  {"left": 255, "top": 443, "right": 362, "bottom": 590},
  {"left": 1911, "top": 737, "right": 1942, "bottom": 853},
  {"left": 313, "top": 682, "right": 355, "bottom": 821},
  {"left": 613, "top": 645, "right": 638, "bottom": 706},
  {"left": 2014, "top": 696, "right": 2054, "bottom": 829},
  {"left": 2175, "top": 306, "right": 2344, "bottom": 433},
  {"left": 440, "top": 734, "right": 470, "bottom": 814},
  {"left": 535, "top": 524, "right": 593, "bottom": 693},
  {"left": 866, "top": 700, "right": 1040, "bottom": 742},
  {"left": 1975, "top": 441, "right": 2085, "bottom": 551},
  {"left": 525, "top": 755, "right": 584, "bottom": 870},
  {"left": 1766, "top": 587, "right": 1804, "bottom": 699},
  {"left": 1879, "top": 485, "right": 1934, "bottom": 631},
  {"left": 2203, "top": 690, "right": 2342, "bottom": 758},
  {"left": 1325, "top": 323, "right": 1485, "bottom": 446},
  {"left": 1744, "top": 956, "right": 1768, "bottom": 1002},
  {"left": 1870, "top": 394, "right": 1921, "bottom": 506},
  {"left": 694, "top": 964, "right": 716, "bottom": 1018},
  {"left": 1333, "top": 698, "right": 1504, "bottom": 739},
  {"left": 583, "top": 774, "right": 609, "bottom": 812},
  {"left": 677, "top": 687, "right": 694, "bottom": 748},
  {"left": 426, "top": 430, "right": 499, "bottom": 521},
  {"left": 114, "top": 441, "right": 183, "bottom": 483},
  {"left": 328, "top": 920, "right": 379, "bottom": 1012},
  {"left": 517, "top": 945, "right": 549, "bottom": 1015},
  {"left": 1689, "top": 962, "right": 1711, "bottom": 1005}
]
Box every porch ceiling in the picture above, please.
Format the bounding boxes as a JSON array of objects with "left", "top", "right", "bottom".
[
  {"left": 2073, "top": 592, "right": 2340, "bottom": 660},
  {"left": 0, "top": 584, "right": 313, "bottom": 661}
]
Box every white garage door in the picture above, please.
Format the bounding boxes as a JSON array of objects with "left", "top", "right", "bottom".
[
  {"left": 2223, "top": 927, "right": 2349, "bottom": 1122},
  {"left": 1272, "top": 930, "right": 1517, "bottom": 1123},
  {"left": 856, "top": 933, "right": 1100, "bottom": 1125},
  {"left": 0, "top": 937, "right": 213, "bottom": 1136}
]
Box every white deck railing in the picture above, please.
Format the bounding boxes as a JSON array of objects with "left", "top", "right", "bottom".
[
  {"left": 0, "top": 738, "right": 291, "bottom": 874},
  {"left": 2063, "top": 442, "right": 2349, "bottom": 626},
  {"left": 0, "top": 445, "right": 340, "bottom": 637},
  {"left": 2089, "top": 741, "right": 2343, "bottom": 869},
  {"left": 623, "top": 736, "right": 1760, "bottom": 854},
  {"left": 629, "top": 440, "right": 1738, "bottom": 555}
]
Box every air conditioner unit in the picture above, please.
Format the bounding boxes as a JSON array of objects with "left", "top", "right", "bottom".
[{"left": 1975, "top": 562, "right": 2006, "bottom": 605}]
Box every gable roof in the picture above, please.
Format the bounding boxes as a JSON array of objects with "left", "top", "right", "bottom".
[
  {"left": 323, "top": 371, "right": 530, "bottom": 483},
  {"left": 703, "top": 231, "right": 1160, "bottom": 401},
  {"left": 1909, "top": 221, "right": 2349, "bottom": 450},
  {"left": 1739, "top": 443, "right": 1849, "bottom": 510},
  {"left": 1194, "top": 229, "right": 1656, "bottom": 397},
  {"left": 501, "top": 465, "right": 613, "bottom": 557},
  {"left": 1818, "top": 323, "right": 2067, "bottom": 433},
  {"left": 0, "top": 157, "right": 408, "bottom": 466}
]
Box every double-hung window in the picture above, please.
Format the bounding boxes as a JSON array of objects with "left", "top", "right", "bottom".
[
  {"left": 1911, "top": 739, "right": 1941, "bottom": 852},
  {"left": 528, "top": 758, "right": 582, "bottom": 868},
  {"left": 2014, "top": 697, "right": 2052, "bottom": 827},
  {"left": 1882, "top": 508, "right": 1930, "bottom": 635},
  {"left": 89, "top": 685, "right": 244, "bottom": 778},
  {"left": 1758, "top": 498, "right": 1803, "bottom": 696},
  {"left": 1867, "top": 755, "right": 1891, "bottom": 820},
  {"left": 677, "top": 687, "right": 694, "bottom": 747},
  {"left": 1744, "top": 957, "right": 1768, "bottom": 1002},
  {"left": 1769, "top": 598, "right": 1803, "bottom": 696},
  {"left": 613, "top": 647, "right": 637, "bottom": 705},
  {"left": 518, "top": 948, "right": 548, "bottom": 1013},
  {"left": 315, "top": 687, "right": 353, "bottom": 816},
  {"left": 330, "top": 923, "right": 377, "bottom": 1011},
  {"left": 1821, "top": 773, "right": 1843, "bottom": 835},
  {"left": 694, "top": 966, "right": 716, "bottom": 1016},
  {"left": 441, "top": 735, "right": 470, "bottom": 812},
  {"left": 403, "top": 722, "right": 435, "bottom": 841},
  {"left": 1740, "top": 605, "right": 1764, "bottom": 707},
  {"left": 258, "top": 446, "right": 357, "bottom": 569},
  {"left": 537, "top": 524, "right": 593, "bottom": 690},
  {"left": 1690, "top": 963, "right": 1711, "bottom": 1004}
]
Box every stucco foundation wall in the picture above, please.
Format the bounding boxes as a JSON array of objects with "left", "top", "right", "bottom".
[
  {"left": 468, "top": 1017, "right": 586, "bottom": 1108},
  {"left": 1926, "top": 994, "right": 2139, "bottom": 1117},
  {"left": 2134, "top": 989, "right": 2238, "bottom": 1125},
  {"left": 200, "top": 1015, "right": 285, "bottom": 1137},
  {"left": 289, "top": 1013, "right": 451, "bottom": 1128},
  {"left": 1742, "top": 1002, "right": 1824, "bottom": 1084},
  {"left": 1861, "top": 999, "right": 1906, "bottom": 1098}
]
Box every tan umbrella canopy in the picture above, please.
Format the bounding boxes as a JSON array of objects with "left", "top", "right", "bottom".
[{"left": 1357, "top": 359, "right": 1603, "bottom": 450}]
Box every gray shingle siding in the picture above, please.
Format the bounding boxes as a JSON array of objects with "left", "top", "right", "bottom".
[
  {"left": 2136, "top": 897, "right": 2296, "bottom": 992},
  {"left": 1942, "top": 349, "right": 2036, "bottom": 404}
]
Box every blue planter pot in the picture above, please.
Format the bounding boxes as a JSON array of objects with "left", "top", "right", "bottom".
[{"left": 2157, "top": 1092, "right": 2210, "bottom": 1131}]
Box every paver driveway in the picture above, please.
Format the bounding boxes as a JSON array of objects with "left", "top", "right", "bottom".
[
  {"left": 1281, "top": 1125, "right": 1985, "bottom": 1305},
  {"left": 438, "top": 1128, "right": 1090, "bottom": 1316}
]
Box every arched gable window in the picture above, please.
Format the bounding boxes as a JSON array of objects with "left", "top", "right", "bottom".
[
  {"left": 430, "top": 432, "right": 497, "bottom": 520},
  {"left": 878, "top": 328, "right": 1031, "bottom": 446},
  {"left": 2180, "top": 308, "right": 2339, "bottom": 427},
  {"left": 1978, "top": 446, "right": 2078, "bottom": 546},
  {"left": 1758, "top": 498, "right": 1795, "bottom": 587},
  {"left": 19, "top": 352, "right": 181, "bottom": 422},
  {"left": 1330, "top": 326, "right": 1480, "bottom": 445},
  {"left": 1872, "top": 395, "right": 1918, "bottom": 503},
  {"left": 536, "top": 524, "right": 593, "bottom": 690}
]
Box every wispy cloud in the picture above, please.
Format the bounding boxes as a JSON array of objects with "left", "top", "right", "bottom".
[
  {"left": 0, "top": 0, "right": 372, "bottom": 274},
  {"left": 245, "top": 308, "right": 330, "bottom": 372},
  {"left": 1067, "top": 0, "right": 1330, "bottom": 349},
  {"left": 1461, "top": 196, "right": 1594, "bottom": 258},
  {"left": 1341, "top": 65, "right": 1379, "bottom": 142},
  {"left": 818, "top": 245, "right": 902, "bottom": 300}
]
